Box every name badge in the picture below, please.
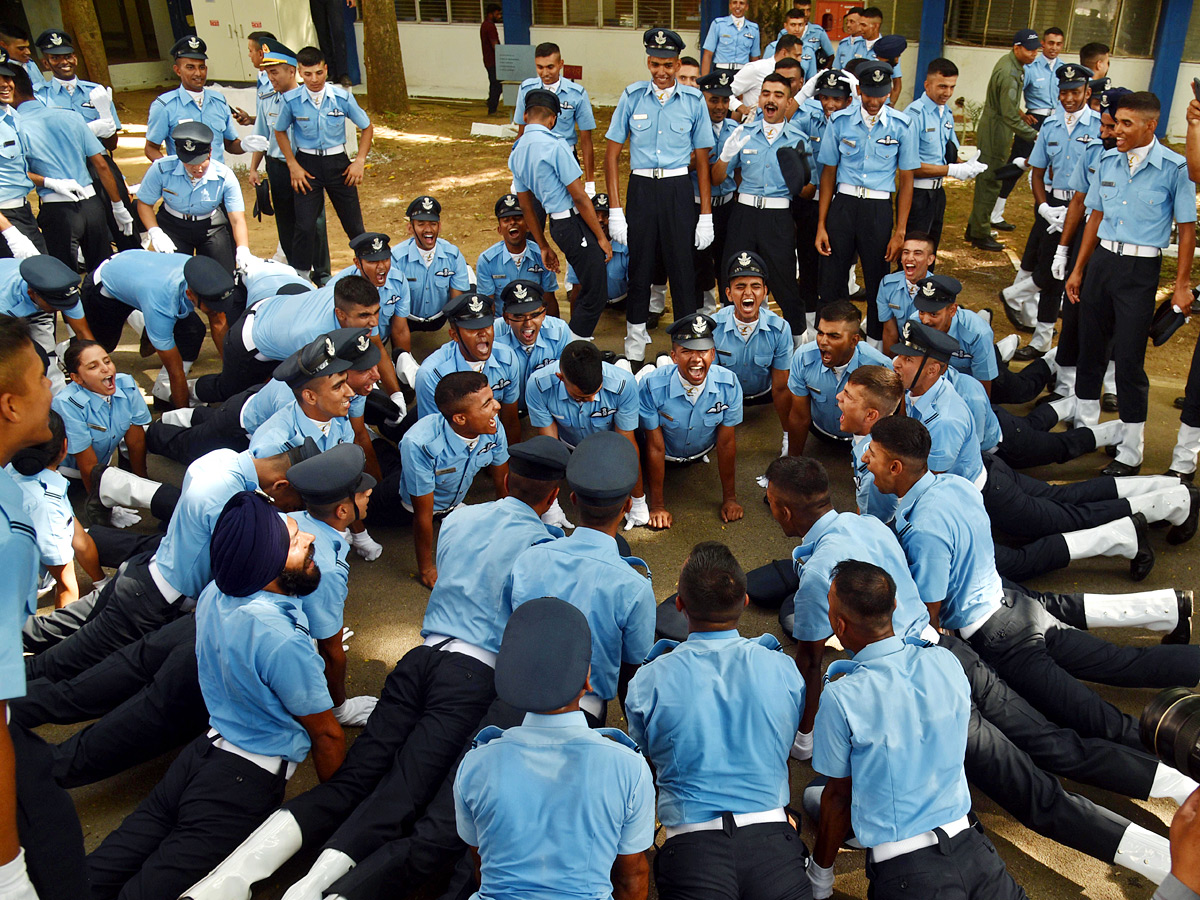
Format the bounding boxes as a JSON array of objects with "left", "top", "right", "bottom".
[
  {"left": 1102, "top": 180, "right": 1116, "bottom": 187},
  {"left": 841, "top": 138, "right": 856, "bottom": 148},
  {"left": 435, "top": 466, "right": 457, "bottom": 476},
  {"left": 632, "top": 114, "right": 649, "bottom": 120},
  {"left": 660, "top": 412, "right": 674, "bottom": 422},
  {"left": 87, "top": 423, "right": 108, "bottom": 432},
  {"left": 743, "top": 148, "right": 758, "bottom": 155},
  {"left": 809, "top": 386, "right": 821, "bottom": 395}
]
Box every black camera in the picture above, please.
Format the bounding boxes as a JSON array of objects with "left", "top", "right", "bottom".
[{"left": 1141, "top": 687, "right": 1200, "bottom": 781}]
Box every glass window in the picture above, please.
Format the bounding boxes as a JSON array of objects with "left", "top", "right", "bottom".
[
  {"left": 567, "top": 0, "right": 599, "bottom": 26},
  {"left": 532, "top": 0, "right": 565, "bottom": 24},
  {"left": 394, "top": 0, "right": 418, "bottom": 21},
  {"left": 1183, "top": 7, "right": 1200, "bottom": 62},
  {"left": 603, "top": 0, "right": 636, "bottom": 27},
  {"left": 674, "top": 0, "right": 702, "bottom": 33},
  {"left": 638, "top": 0, "right": 672, "bottom": 30},
  {"left": 417, "top": 0, "right": 449, "bottom": 21},
  {"left": 946, "top": 0, "right": 1155, "bottom": 57},
  {"left": 450, "top": 0, "right": 482, "bottom": 22}
]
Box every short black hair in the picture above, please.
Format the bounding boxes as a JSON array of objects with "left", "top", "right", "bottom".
[
  {"left": 247, "top": 30, "right": 276, "bottom": 43},
  {"left": 7, "top": 65, "right": 33, "bottom": 102},
  {"left": 507, "top": 470, "right": 559, "bottom": 507},
  {"left": 926, "top": 57, "right": 958, "bottom": 78},
  {"left": 0, "top": 315, "right": 36, "bottom": 396},
  {"left": 762, "top": 72, "right": 792, "bottom": 91},
  {"left": 559, "top": 341, "right": 603, "bottom": 394},
  {"left": 785, "top": 7, "right": 807, "bottom": 20},
  {"left": 869, "top": 415, "right": 930, "bottom": 468},
  {"left": 680, "top": 55, "right": 701, "bottom": 69},
  {"left": 435, "top": 370, "right": 489, "bottom": 418},
  {"left": 534, "top": 41, "right": 560, "bottom": 58},
  {"left": 678, "top": 541, "right": 747, "bottom": 620},
  {"left": 830, "top": 559, "right": 895, "bottom": 626},
  {"left": 296, "top": 46, "right": 325, "bottom": 67},
  {"left": 485, "top": 2, "right": 501, "bottom": 12},
  {"left": 1043, "top": 26, "right": 1064, "bottom": 38},
  {"left": 0, "top": 23, "right": 29, "bottom": 41},
  {"left": 775, "top": 58, "right": 802, "bottom": 74},
  {"left": 1117, "top": 91, "right": 1161, "bottom": 118},
  {"left": 63, "top": 338, "right": 105, "bottom": 376},
  {"left": 817, "top": 299, "right": 861, "bottom": 328},
  {"left": 765, "top": 455, "right": 829, "bottom": 505},
  {"left": 333, "top": 274, "right": 380, "bottom": 311},
  {"left": 903, "top": 230, "right": 936, "bottom": 249},
  {"left": 860, "top": 6, "right": 883, "bottom": 20},
  {"left": 847, "top": 6, "right": 866, "bottom": 15},
  {"left": 1079, "top": 42, "right": 1109, "bottom": 67},
  {"left": 775, "top": 34, "right": 803, "bottom": 53},
  {"left": 11, "top": 409, "right": 65, "bottom": 475}
]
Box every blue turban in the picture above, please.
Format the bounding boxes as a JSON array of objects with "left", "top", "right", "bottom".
[{"left": 210, "top": 491, "right": 289, "bottom": 597}]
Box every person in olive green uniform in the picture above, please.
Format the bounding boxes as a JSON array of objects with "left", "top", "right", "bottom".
[{"left": 966, "top": 30, "right": 1041, "bottom": 251}]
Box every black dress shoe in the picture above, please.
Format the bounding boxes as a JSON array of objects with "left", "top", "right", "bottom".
[
  {"left": 1130, "top": 512, "right": 1155, "bottom": 582},
  {"left": 1176, "top": 396, "right": 1186, "bottom": 410},
  {"left": 967, "top": 233, "right": 1005, "bottom": 252},
  {"left": 1168, "top": 482, "right": 1200, "bottom": 545},
  {"left": 1163, "top": 590, "right": 1194, "bottom": 645},
  {"left": 1102, "top": 459, "right": 1141, "bottom": 477},
  {"left": 1105, "top": 444, "right": 1118, "bottom": 458},
  {"left": 1012, "top": 344, "right": 1045, "bottom": 362},
  {"left": 1167, "top": 469, "right": 1196, "bottom": 484},
  {"left": 991, "top": 219, "right": 1016, "bottom": 232},
  {"left": 998, "top": 292, "right": 1035, "bottom": 333},
  {"left": 86, "top": 464, "right": 110, "bottom": 527},
  {"left": 1035, "top": 391, "right": 1064, "bottom": 406},
  {"left": 1101, "top": 392, "right": 1119, "bottom": 412},
  {"left": 646, "top": 311, "right": 661, "bottom": 330}
]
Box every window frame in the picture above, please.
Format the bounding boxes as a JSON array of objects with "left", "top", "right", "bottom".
[{"left": 944, "top": 0, "right": 1159, "bottom": 59}]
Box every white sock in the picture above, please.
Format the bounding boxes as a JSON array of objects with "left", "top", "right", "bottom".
[
  {"left": 996, "top": 334, "right": 1019, "bottom": 363},
  {"left": 1076, "top": 398, "right": 1101, "bottom": 427},
  {"left": 99, "top": 468, "right": 162, "bottom": 510},
  {"left": 159, "top": 407, "right": 195, "bottom": 428},
  {"left": 1127, "top": 487, "right": 1192, "bottom": 526},
  {"left": 1116, "top": 476, "right": 1190, "bottom": 497},
  {"left": 1113, "top": 823, "right": 1170, "bottom": 885},
  {"left": 1064, "top": 518, "right": 1137, "bottom": 560},
  {"left": 1103, "top": 360, "right": 1117, "bottom": 395},
  {"left": 649, "top": 284, "right": 666, "bottom": 314},
  {"left": 1085, "top": 418, "right": 1123, "bottom": 448},
  {"left": 1030, "top": 321, "right": 1054, "bottom": 352},
  {"left": 1083, "top": 590, "right": 1178, "bottom": 630},
  {"left": 990, "top": 197, "right": 1007, "bottom": 223},
  {"left": 1048, "top": 396, "right": 1076, "bottom": 424},
  {"left": 1150, "top": 763, "right": 1200, "bottom": 804},
  {"left": 1170, "top": 424, "right": 1200, "bottom": 475},
  {"left": 1115, "top": 421, "right": 1145, "bottom": 467},
  {"left": 624, "top": 322, "right": 651, "bottom": 362}
]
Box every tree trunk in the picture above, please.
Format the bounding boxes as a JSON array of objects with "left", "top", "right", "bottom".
[
  {"left": 60, "top": 0, "right": 111, "bottom": 86},
  {"left": 361, "top": 0, "right": 409, "bottom": 115}
]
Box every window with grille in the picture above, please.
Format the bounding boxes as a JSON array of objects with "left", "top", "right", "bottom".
[{"left": 946, "top": 0, "right": 1157, "bottom": 58}]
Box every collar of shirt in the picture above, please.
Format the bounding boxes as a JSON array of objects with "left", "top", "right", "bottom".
[
  {"left": 685, "top": 628, "right": 740, "bottom": 643},
  {"left": 53, "top": 77, "right": 78, "bottom": 95},
  {"left": 655, "top": 83, "right": 677, "bottom": 105},
  {"left": 1126, "top": 139, "right": 1155, "bottom": 173},
  {"left": 508, "top": 250, "right": 526, "bottom": 267},
  {"left": 566, "top": 525, "right": 620, "bottom": 555},
  {"left": 183, "top": 87, "right": 204, "bottom": 108},
  {"left": 732, "top": 314, "right": 761, "bottom": 340},
  {"left": 908, "top": 373, "right": 947, "bottom": 415},
  {"left": 895, "top": 468, "right": 936, "bottom": 518},
  {"left": 521, "top": 710, "right": 590, "bottom": 731},
  {"left": 732, "top": 15, "right": 745, "bottom": 28},
  {"left": 448, "top": 426, "right": 481, "bottom": 451},
  {"left": 851, "top": 633, "right": 906, "bottom": 664},
  {"left": 170, "top": 156, "right": 221, "bottom": 184},
  {"left": 860, "top": 103, "right": 886, "bottom": 130},
  {"left": 762, "top": 121, "right": 783, "bottom": 143},
  {"left": 543, "top": 79, "right": 561, "bottom": 93},
  {"left": 905, "top": 279, "right": 919, "bottom": 297},
  {"left": 794, "top": 507, "right": 839, "bottom": 562},
  {"left": 418, "top": 246, "right": 436, "bottom": 266},
  {"left": 306, "top": 87, "right": 327, "bottom": 108},
  {"left": 677, "top": 371, "right": 708, "bottom": 403}
]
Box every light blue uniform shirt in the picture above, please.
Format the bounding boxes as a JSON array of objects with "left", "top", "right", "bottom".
[
  {"left": 944, "top": 366, "right": 1001, "bottom": 452},
  {"left": 195, "top": 583, "right": 332, "bottom": 761},
  {"left": 0, "top": 469, "right": 37, "bottom": 699},
  {"left": 494, "top": 315, "right": 570, "bottom": 404},
  {"left": 414, "top": 340, "right": 522, "bottom": 420},
  {"left": 15, "top": 100, "right": 103, "bottom": 197},
  {"left": 875, "top": 270, "right": 917, "bottom": 325},
  {"left": 567, "top": 241, "right": 628, "bottom": 301},
  {"left": 894, "top": 471, "right": 1004, "bottom": 631},
  {"left": 243, "top": 265, "right": 312, "bottom": 306},
  {"left": 391, "top": 237, "right": 471, "bottom": 321},
  {"left": 907, "top": 309, "right": 997, "bottom": 382},
  {"left": 0, "top": 258, "right": 85, "bottom": 321},
  {"left": 818, "top": 105, "right": 919, "bottom": 193},
  {"left": 1085, "top": 141, "right": 1197, "bottom": 247},
  {"left": 905, "top": 93, "right": 957, "bottom": 167},
  {"left": 10, "top": 467, "right": 74, "bottom": 568},
  {"left": 694, "top": 117, "right": 739, "bottom": 199},
  {"left": 813, "top": 635, "right": 971, "bottom": 846},
  {"left": 639, "top": 364, "right": 744, "bottom": 460},
  {"left": 606, "top": 82, "right": 714, "bottom": 171},
  {"left": 1068, "top": 138, "right": 1105, "bottom": 195},
  {"left": 97, "top": 251, "right": 194, "bottom": 352},
  {"left": 1028, "top": 106, "right": 1100, "bottom": 192},
  {"left": 864, "top": 38, "right": 902, "bottom": 78},
  {"left": 833, "top": 35, "right": 866, "bottom": 69},
  {"left": 422, "top": 496, "right": 560, "bottom": 654},
  {"left": 526, "top": 359, "right": 639, "bottom": 447},
  {"left": 790, "top": 509, "right": 930, "bottom": 643},
  {"left": 1022, "top": 55, "right": 1061, "bottom": 111},
  {"left": 512, "top": 78, "right": 595, "bottom": 144},
  {"left": 252, "top": 82, "right": 290, "bottom": 160},
  {"left": 788, "top": 341, "right": 890, "bottom": 438},
  {"left": 53, "top": 376, "right": 152, "bottom": 470},
  {"left": 906, "top": 376, "right": 983, "bottom": 483},
  {"left": 138, "top": 155, "right": 245, "bottom": 216},
  {"left": 475, "top": 241, "right": 558, "bottom": 307},
  {"left": 792, "top": 102, "right": 835, "bottom": 182},
  {"left": 240, "top": 377, "right": 359, "bottom": 435},
  {"left": 247, "top": 284, "right": 340, "bottom": 362},
  {"left": 724, "top": 118, "right": 814, "bottom": 197},
  {"left": 703, "top": 16, "right": 760, "bottom": 65},
  {"left": 454, "top": 711, "right": 655, "bottom": 899},
  {"left": 507, "top": 527, "right": 655, "bottom": 703},
  {"left": 712, "top": 305, "right": 792, "bottom": 398},
  {"left": 0, "top": 113, "right": 34, "bottom": 204},
  {"left": 273, "top": 84, "right": 370, "bottom": 152},
  {"left": 851, "top": 435, "right": 897, "bottom": 523},
  {"left": 153, "top": 449, "right": 260, "bottom": 599},
  {"left": 765, "top": 23, "right": 833, "bottom": 66},
  {"left": 398, "top": 413, "right": 509, "bottom": 511},
  {"left": 329, "top": 264, "right": 411, "bottom": 341},
  {"left": 37, "top": 77, "right": 123, "bottom": 131},
  {"left": 290, "top": 510, "right": 350, "bottom": 642},
  {"left": 508, "top": 123, "right": 581, "bottom": 217},
  {"left": 626, "top": 630, "right": 804, "bottom": 827},
  {"left": 146, "top": 86, "right": 239, "bottom": 163},
  {"left": 249, "top": 402, "right": 354, "bottom": 457},
  {"left": 21, "top": 60, "right": 44, "bottom": 88}
]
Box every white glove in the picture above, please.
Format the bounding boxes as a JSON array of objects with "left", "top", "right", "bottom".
[
  {"left": 808, "top": 860, "right": 834, "bottom": 900},
  {"left": 111, "top": 201, "right": 134, "bottom": 236},
  {"left": 43, "top": 177, "right": 89, "bottom": 201},
  {"left": 780, "top": 432, "right": 789, "bottom": 457},
  {"left": 387, "top": 390, "right": 408, "bottom": 424},
  {"left": 1013, "top": 156, "right": 1029, "bottom": 171},
  {"left": 332, "top": 695, "right": 378, "bottom": 726},
  {"left": 694, "top": 213, "right": 715, "bottom": 250},
  {"left": 89, "top": 84, "right": 113, "bottom": 118},
  {"left": 584, "top": 181, "right": 596, "bottom": 198},
  {"left": 87, "top": 116, "right": 117, "bottom": 139},
  {"left": 240, "top": 133, "right": 270, "bottom": 153},
  {"left": 790, "top": 728, "right": 813, "bottom": 761},
  {"left": 1038, "top": 202, "right": 1066, "bottom": 235},
  {"left": 540, "top": 497, "right": 574, "bottom": 530},
  {"left": 967, "top": 158, "right": 989, "bottom": 177},
  {"left": 348, "top": 528, "right": 383, "bottom": 561},
  {"left": 110, "top": 506, "right": 143, "bottom": 529},
  {"left": 395, "top": 351, "right": 420, "bottom": 389},
  {"left": 624, "top": 494, "right": 650, "bottom": 531},
  {"left": 0, "top": 849, "right": 39, "bottom": 900},
  {"left": 235, "top": 245, "right": 257, "bottom": 272},
  {"left": 1051, "top": 245, "right": 1070, "bottom": 281},
  {"left": 947, "top": 160, "right": 986, "bottom": 180},
  {"left": 2, "top": 227, "right": 38, "bottom": 260},
  {"left": 608, "top": 207, "right": 628, "bottom": 245},
  {"left": 147, "top": 226, "right": 177, "bottom": 253},
  {"left": 719, "top": 124, "right": 753, "bottom": 163},
  {"left": 340, "top": 626, "right": 355, "bottom": 652}
]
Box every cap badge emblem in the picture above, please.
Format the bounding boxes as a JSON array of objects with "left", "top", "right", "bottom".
[
  {"left": 187, "top": 36, "right": 200, "bottom": 49},
  {"left": 872, "top": 69, "right": 884, "bottom": 83},
  {"left": 921, "top": 281, "right": 936, "bottom": 296},
  {"left": 1063, "top": 66, "right": 1075, "bottom": 79},
  {"left": 513, "top": 283, "right": 528, "bottom": 299},
  {"left": 737, "top": 252, "right": 752, "bottom": 267},
  {"left": 505, "top": 194, "right": 516, "bottom": 205},
  {"left": 421, "top": 197, "right": 434, "bottom": 210},
  {"left": 182, "top": 139, "right": 196, "bottom": 151},
  {"left": 50, "top": 33, "right": 63, "bottom": 46},
  {"left": 468, "top": 296, "right": 483, "bottom": 314},
  {"left": 357, "top": 334, "right": 370, "bottom": 351},
  {"left": 655, "top": 31, "right": 667, "bottom": 45},
  {"left": 903, "top": 321, "right": 913, "bottom": 339},
  {"left": 692, "top": 316, "right": 706, "bottom": 335},
  {"left": 371, "top": 237, "right": 383, "bottom": 251},
  {"left": 325, "top": 338, "right": 335, "bottom": 356}
]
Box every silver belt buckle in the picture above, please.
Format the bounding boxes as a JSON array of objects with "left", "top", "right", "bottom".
[
  {"left": 754, "top": 195, "right": 765, "bottom": 209},
  {"left": 652, "top": 167, "right": 664, "bottom": 179},
  {"left": 1116, "top": 242, "right": 1125, "bottom": 255},
  {"left": 853, "top": 185, "right": 866, "bottom": 198}
]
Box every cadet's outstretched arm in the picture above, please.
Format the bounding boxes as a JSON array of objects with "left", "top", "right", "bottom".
[{"left": 611, "top": 851, "right": 650, "bottom": 900}]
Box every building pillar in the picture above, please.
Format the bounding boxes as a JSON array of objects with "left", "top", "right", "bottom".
[
  {"left": 1150, "top": 0, "right": 1193, "bottom": 138},
  {"left": 911, "top": 0, "right": 948, "bottom": 101},
  {"left": 700, "top": 0, "right": 724, "bottom": 49},
  {"left": 501, "top": 0, "right": 529, "bottom": 44}
]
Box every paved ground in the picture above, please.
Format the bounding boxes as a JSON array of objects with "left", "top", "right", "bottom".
[{"left": 35, "top": 92, "right": 1200, "bottom": 899}]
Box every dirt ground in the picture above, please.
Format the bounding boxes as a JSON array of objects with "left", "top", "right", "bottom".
[{"left": 41, "top": 89, "right": 1200, "bottom": 899}]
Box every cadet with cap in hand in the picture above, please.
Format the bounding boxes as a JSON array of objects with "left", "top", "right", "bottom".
[
  {"left": 83, "top": 251, "right": 235, "bottom": 410},
  {"left": 494, "top": 278, "right": 570, "bottom": 407},
  {"left": 138, "top": 122, "right": 253, "bottom": 274},
  {"left": 145, "top": 36, "right": 261, "bottom": 164},
  {"left": 606, "top": 28, "right": 715, "bottom": 362},
  {"left": 391, "top": 195, "right": 470, "bottom": 330},
  {"left": 638, "top": 313, "right": 744, "bottom": 528},
  {"left": 455, "top": 596, "right": 654, "bottom": 900},
  {"left": 509, "top": 89, "right": 611, "bottom": 340},
  {"left": 414, "top": 291, "right": 522, "bottom": 446},
  {"left": 476, "top": 193, "right": 560, "bottom": 318}
]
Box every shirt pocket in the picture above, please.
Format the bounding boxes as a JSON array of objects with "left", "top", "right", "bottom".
[
  {"left": 1099, "top": 183, "right": 1121, "bottom": 203},
  {"left": 753, "top": 350, "right": 776, "bottom": 369},
  {"left": 702, "top": 409, "right": 725, "bottom": 428},
  {"left": 872, "top": 137, "right": 900, "bottom": 163},
  {"left": 0, "top": 139, "right": 17, "bottom": 160},
  {"left": 1139, "top": 188, "right": 1168, "bottom": 209},
  {"left": 630, "top": 115, "right": 654, "bottom": 134}
]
